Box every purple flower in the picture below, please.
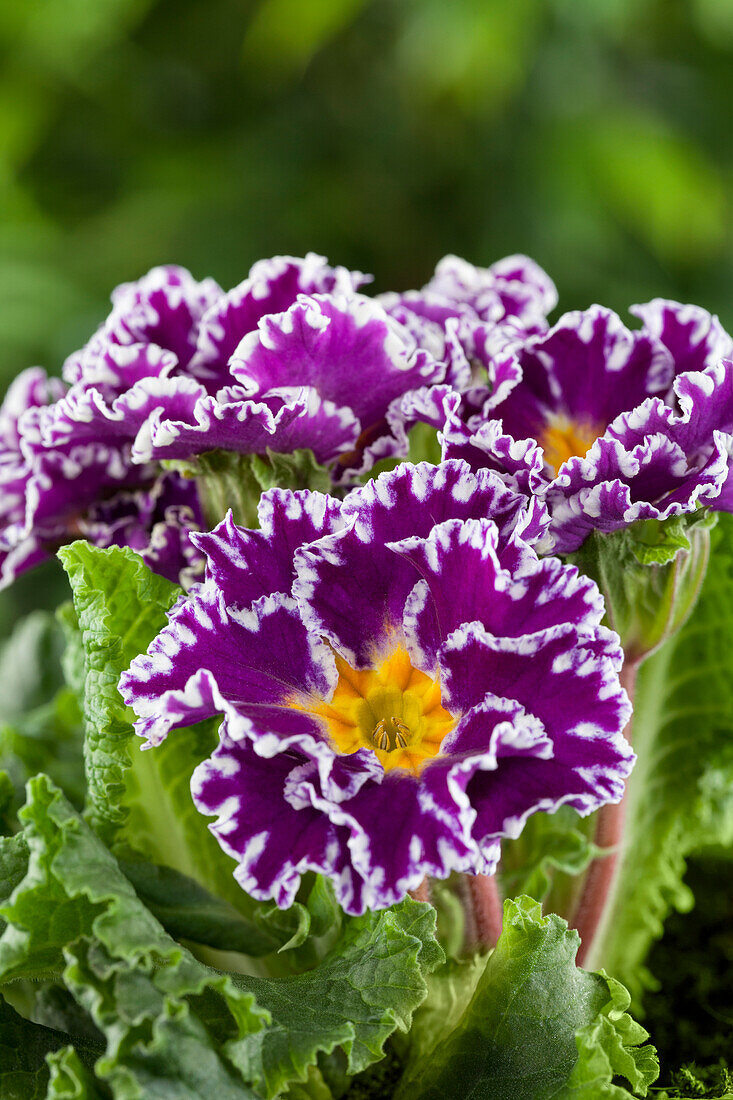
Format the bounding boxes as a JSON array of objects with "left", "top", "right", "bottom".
[
  {"left": 378, "top": 254, "right": 558, "bottom": 364},
  {"left": 120, "top": 461, "right": 633, "bottom": 914},
  {"left": 64, "top": 264, "right": 223, "bottom": 385},
  {"left": 0, "top": 364, "right": 205, "bottom": 588},
  {"left": 55, "top": 256, "right": 439, "bottom": 479},
  {"left": 435, "top": 301, "right": 733, "bottom": 552},
  {"left": 0, "top": 256, "right": 378, "bottom": 588}
]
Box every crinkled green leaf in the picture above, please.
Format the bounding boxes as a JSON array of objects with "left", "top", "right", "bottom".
[
  {"left": 118, "top": 860, "right": 303, "bottom": 957},
  {"left": 57, "top": 542, "right": 294, "bottom": 958},
  {"left": 394, "top": 896, "right": 657, "bottom": 1100},
  {"left": 56, "top": 604, "right": 86, "bottom": 703},
  {"left": 228, "top": 900, "right": 444, "bottom": 1099},
  {"left": 500, "top": 805, "right": 599, "bottom": 908},
  {"left": 0, "top": 775, "right": 268, "bottom": 1098},
  {"left": 249, "top": 448, "right": 332, "bottom": 496},
  {"left": 588, "top": 514, "right": 733, "bottom": 994},
  {"left": 0, "top": 996, "right": 66, "bottom": 1099},
  {"left": 174, "top": 447, "right": 332, "bottom": 530},
  {"left": 565, "top": 974, "right": 661, "bottom": 1097},
  {"left": 57, "top": 542, "right": 181, "bottom": 846},
  {"left": 45, "top": 1045, "right": 105, "bottom": 1099},
  {"left": 399, "top": 953, "right": 487, "bottom": 1077},
  {"left": 568, "top": 512, "right": 713, "bottom": 660},
  {"left": 0, "top": 777, "right": 444, "bottom": 1100},
  {"left": 0, "top": 996, "right": 101, "bottom": 1100}
]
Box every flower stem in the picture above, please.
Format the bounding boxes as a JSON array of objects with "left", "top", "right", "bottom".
[
  {"left": 409, "top": 877, "right": 431, "bottom": 904},
  {"left": 464, "top": 873, "right": 503, "bottom": 949},
  {"left": 571, "top": 659, "right": 638, "bottom": 968}
]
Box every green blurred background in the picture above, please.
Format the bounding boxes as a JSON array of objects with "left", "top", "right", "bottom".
[
  {"left": 1, "top": 0, "right": 732, "bottom": 621},
  {"left": 2, "top": 0, "right": 732, "bottom": 386}
]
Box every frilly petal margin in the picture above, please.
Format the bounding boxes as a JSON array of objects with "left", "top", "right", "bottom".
[
  {"left": 547, "top": 360, "right": 733, "bottom": 551},
  {"left": 123, "top": 459, "right": 635, "bottom": 914},
  {"left": 432, "top": 302, "right": 733, "bottom": 552}
]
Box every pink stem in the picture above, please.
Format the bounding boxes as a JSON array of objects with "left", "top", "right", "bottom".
[
  {"left": 409, "top": 877, "right": 431, "bottom": 904},
  {"left": 572, "top": 660, "right": 638, "bottom": 968},
  {"left": 465, "top": 873, "right": 503, "bottom": 949}
]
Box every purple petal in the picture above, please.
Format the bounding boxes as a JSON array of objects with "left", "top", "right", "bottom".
[
  {"left": 192, "top": 722, "right": 368, "bottom": 912},
  {"left": 192, "top": 490, "right": 345, "bottom": 606},
  {"left": 391, "top": 518, "right": 604, "bottom": 669},
  {"left": 134, "top": 382, "right": 360, "bottom": 465},
  {"left": 439, "top": 620, "right": 628, "bottom": 739},
  {"left": 191, "top": 253, "right": 369, "bottom": 390},
  {"left": 294, "top": 460, "right": 533, "bottom": 668},
  {"left": 119, "top": 588, "right": 337, "bottom": 746},
  {"left": 631, "top": 299, "right": 733, "bottom": 377},
  {"left": 229, "top": 293, "right": 444, "bottom": 432},
  {"left": 65, "top": 265, "right": 222, "bottom": 383}
]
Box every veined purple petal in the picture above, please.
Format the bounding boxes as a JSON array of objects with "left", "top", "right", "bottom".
[
  {"left": 191, "top": 489, "right": 344, "bottom": 607},
  {"left": 229, "top": 293, "right": 444, "bottom": 432},
  {"left": 426, "top": 254, "right": 557, "bottom": 329},
  {"left": 119, "top": 587, "right": 337, "bottom": 746},
  {"left": 133, "top": 382, "right": 360, "bottom": 465},
  {"left": 445, "top": 300, "right": 733, "bottom": 550},
  {"left": 121, "top": 456, "right": 632, "bottom": 912},
  {"left": 392, "top": 517, "right": 604, "bottom": 670},
  {"left": 630, "top": 299, "right": 733, "bottom": 378},
  {"left": 293, "top": 460, "right": 532, "bottom": 668},
  {"left": 191, "top": 253, "right": 369, "bottom": 390},
  {"left": 64, "top": 265, "right": 222, "bottom": 383}
]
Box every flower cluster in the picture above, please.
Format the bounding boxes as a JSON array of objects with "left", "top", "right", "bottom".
[
  {"left": 412, "top": 298, "right": 733, "bottom": 552},
  {"left": 7, "top": 248, "right": 732, "bottom": 914},
  {"left": 120, "top": 462, "right": 633, "bottom": 912},
  {"left": 1, "top": 253, "right": 486, "bottom": 587}
]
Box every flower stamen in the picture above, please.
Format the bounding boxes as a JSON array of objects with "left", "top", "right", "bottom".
[
  {"left": 539, "top": 413, "right": 604, "bottom": 475},
  {"left": 372, "top": 716, "right": 410, "bottom": 752}
]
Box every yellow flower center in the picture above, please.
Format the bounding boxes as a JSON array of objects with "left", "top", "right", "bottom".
[
  {"left": 539, "top": 413, "right": 603, "bottom": 475},
  {"left": 300, "top": 648, "right": 455, "bottom": 775}
]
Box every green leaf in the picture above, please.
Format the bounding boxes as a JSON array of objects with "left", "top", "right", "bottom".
[
  {"left": 568, "top": 512, "right": 714, "bottom": 661},
  {"left": 0, "top": 611, "right": 84, "bottom": 812},
  {"left": 56, "top": 603, "right": 86, "bottom": 702},
  {"left": 0, "top": 611, "right": 67, "bottom": 720},
  {"left": 394, "top": 896, "right": 658, "bottom": 1100},
  {"left": 587, "top": 514, "right": 733, "bottom": 994},
  {"left": 0, "top": 777, "right": 444, "bottom": 1100},
  {"left": 249, "top": 448, "right": 333, "bottom": 496},
  {"left": 118, "top": 860, "right": 299, "bottom": 957},
  {"left": 58, "top": 541, "right": 291, "bottom": 958},
  {"left": 57, "top": 541, "right": 181, "bottom": 846},
  {"left": 0, "top": 775, "right": 268, "bottom": 1098},
  {"left": 228, "top": 899, "right": 444, "bottom": 1099},
  {"left": 171, "top": 447, "right": 333, "bottom": 530},
  {"left": 45, "top": 1045, "right": 106, "bottom": 1099},
  {"left": 565, "top": 974, "right": 661, "bottom": 1097},
  {"left": 0, "top": 996, "right": 67, "bottom": 1099},
  {"left": 500, "top": 805, "right": 599, "bottom": 909},
  {"left": 399, "top": 953, "right": 487, "bottom": 1077},
  {"left": 0, "top": 689, "right": 85, "bottom": 813}
]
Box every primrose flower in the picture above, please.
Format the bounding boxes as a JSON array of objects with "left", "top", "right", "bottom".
[
  {"left": 379, "top": 254, "right": 558, "bottom": 357},
  {"left": 120, "top": 461, "right": 633, "bottom": 914},
  {"left": 0, "top": 366, "right": 204, "bottom": 587},
  {"left": 57, "top": 255, "right": 441, "bottom": 479},
  {"left": 436, "top": 301, "right": 733, "bottom": 552}
]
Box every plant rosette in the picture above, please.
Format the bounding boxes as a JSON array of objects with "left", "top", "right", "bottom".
[{"left": 0, "top": 252, "right": 732, "bottom": 1098}]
